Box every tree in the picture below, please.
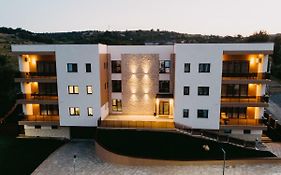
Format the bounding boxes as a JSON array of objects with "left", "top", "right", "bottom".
[{"left": 247, "top": 31, "right": 270, "bottom": 43}]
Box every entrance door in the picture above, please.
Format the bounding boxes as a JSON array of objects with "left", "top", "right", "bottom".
[{"left": 159, "top": 101, "right": 169, "bottom": 115}]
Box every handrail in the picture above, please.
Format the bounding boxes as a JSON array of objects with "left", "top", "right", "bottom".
[
  {"left": 220, "top": 118, "right": 264, "bottom": 126},
  {"left": 22, "top": 115, "right": 59, "bottom": 121},
  {"left": 17, "top": 93, "right": 58, "bottom": 100},
  {"left": 221, "top": 96, "right": 269, "bottom": 103},
  {"left": 222, "top": 72, "right": 270, "bottom": 79},
  {"left": 15, "top": 71, "right": 57, "bottom": 78}
]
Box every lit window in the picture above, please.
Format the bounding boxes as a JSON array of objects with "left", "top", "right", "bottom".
[
  {"left": 67, "top": 63, "right": 78, "bottom": 72},
  {"left": 88, "top": 107, "right": 93, "bottom": 116},
  {"left": 199, "top": 63, "right": 210, "bottom": 73},
  {"left": 86, "top": 85, "right": 93, "bottom": 94},
  {"left": 197, "top": 109, "right": 208, "bottom": 118},
  {"left": 184, "top": 63, "right": 190, "bottom": 73},
  {"left": 69, "top": 107, "right": 80, "bottom": 116},
  {"left": 112, "top": 99, "right": 122, "bottom": 112},
  {"left": 183, "top": 109, "right": 189, "bottom": 118},
  {"left": 86, "top": 63, "right": 91, "bottom": 72},
  {"left": 68, "top": 85, "right": 79, "bottom": 94}
]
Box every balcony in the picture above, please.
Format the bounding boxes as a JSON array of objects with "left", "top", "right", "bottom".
[
  {"left": 222, "top": 72, "right": 270, "bottom": 84},
  {"left": 221, "top": 96, "right": 269, "bottom": 107},
  {"left": 15, "top": 72, "right": 57, "bottom": 83},
  {"left": 18, "top": 115, "right": 59, "bottom": 125},
  {"left": 16, "top": 93, "right": 58, "bottom": 104},
  {"left": 220, "top": 118, "right": 266, "bottom": 129}
]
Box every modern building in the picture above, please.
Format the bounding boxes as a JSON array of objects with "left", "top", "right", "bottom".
[{"left": 12, "top": 43, "right": 273, "bottom": 141}]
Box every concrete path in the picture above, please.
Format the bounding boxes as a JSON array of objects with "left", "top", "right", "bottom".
[{"left": 33, "top": 140, "right": 281, "bottom": 175}]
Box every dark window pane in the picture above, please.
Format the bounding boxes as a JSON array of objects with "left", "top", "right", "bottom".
[
  {"left": 198, "top": 87, "right": 209, "bottom": 96},
  {"left": 199, "top": 63, "right": 210, "bottom": 73},
  {"left": 112, "top": 80, "right": 122, "bottom": 92},
  {"left": 159, "top": 60, "right": 170, "bottom": 73},
  {"left": 112, "top": 61, "right": 121, "bottom": 73},
  {"left": 183, "top": 109, "right": 189, "bottom": 118},
  {"left": 184, "top": 63, "right": 190, "bottom": 73},
  {"left": 184, "top": 86, "right": 189, "bottom": 95},
  {"left": 67, "top": 63, "right": 78, "bottom": 72},
  {"left": 86, "top": 63, "right": 91, "bottom": 72},
  {"left": 159, "top": 81, "right": 170, "bottom": 93},
  {"left": 198, "top": 109, "right": 208, "bottom": 118}
]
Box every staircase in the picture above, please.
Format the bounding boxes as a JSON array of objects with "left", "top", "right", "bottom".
[{"left": 175, "top": 128, "right": 258, "bottom": 149}]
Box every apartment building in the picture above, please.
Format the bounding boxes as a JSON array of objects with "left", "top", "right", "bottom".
[{"left": 12, "top": 43, "right": 273, "bottom": 141}]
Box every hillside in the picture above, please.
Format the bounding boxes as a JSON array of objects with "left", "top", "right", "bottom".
[{"left": 0, "top": 27, "right": 281, "bottom": 118}]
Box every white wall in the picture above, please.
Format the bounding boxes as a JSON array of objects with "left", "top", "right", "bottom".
[
  {"left": 55, "top": 45, "right": 101, "bottom": 127},
  {"left": 174, "top": 44, "right": 223, "bottom": 129}
]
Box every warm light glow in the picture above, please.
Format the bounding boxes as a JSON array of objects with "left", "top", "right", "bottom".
[
  {"left": 142, "top": 59, "right": 150, "bottom": 73},
  {"left": 130, "top": 60, "right": 137, "bottom": 73},
  {"left": 250, "top": 57, "right": 256, "bottom": 64},
  {"left": 131, "top": 94, "right": 137, "bottom": 101},
  {"left": 31, "top": 58, "right": 36, "bottom": 65},
  {"left": 144, "top": 94, "right": 149, "bottom": 101},
  {"left": 258, "top": 54, "right": 264, "bottom": 58},
  {"left": 169, "top": 99, "right": 173, "bottom": 104},
  {"left": 156, "top": 98, "right": 159, "bottom": 105}
]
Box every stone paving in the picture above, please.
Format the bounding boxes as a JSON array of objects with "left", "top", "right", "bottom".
[{"left": 33, "top": 140, "right": 281, "bottom": 175}]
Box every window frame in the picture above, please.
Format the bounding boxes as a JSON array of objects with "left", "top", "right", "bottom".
[
  {"left": 67, "top": 63, "right": 78, "bottom": 73},
  {"left": 87, "top": 107, "right": 93, "bottom": 116},
  {"left": 112, "top": 99, "right": 122, "bottom": 112},
  {"left": 68, "top": 85, "right": 79, "bottom": 94},
  {"left": 183, "top": 86, "right": 190, "bottom": 95},
  {"left": 184, "top": 63, "right": 190, "bottom": 73},
  {"left": 112, "top": 80, "right": 122, "bottom": 92},
  {"left": 197, "top": 109, "right": 208, "bottom": 118},
  {"left": 85, "top": 63, "right": 92, "bottom": 73},
  {"left": 199, "top": 63, "right": 210, "bottom": 73},
  {"left": 86, "top": 85, "right": 93, "bottom": 94},
  {"left": 111, "top": 60, "right": 122, "bottom": 73},
  {"left": 159, "top": 60, "right": 171, "bottom": 73},
  {"left": 159, "top": 80, "right": 170, "bottom": 93},
  {"left": 183, "top": 109, "right": 189, "bottom": 118},
  {"left": 198, "top": 86, "right": 209, "bottom": 96},
  {"left": 69, "top": 107, "right": 80, "bottom": 116}
]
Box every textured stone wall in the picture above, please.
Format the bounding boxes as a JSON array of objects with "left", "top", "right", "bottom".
[
  {"left": 122, "top": 54, "right": 159, "bottom": 114},
  {"left": 24, "top": 125, "right": 70, "bottom": 139}
]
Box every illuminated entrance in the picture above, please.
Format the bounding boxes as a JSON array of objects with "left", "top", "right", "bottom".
[{"left": 155, "top": 94, "right": 174, "bottom": 117}]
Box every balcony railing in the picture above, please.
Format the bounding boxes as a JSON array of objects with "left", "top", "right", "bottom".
[
  {"left": 22, "top": 115, "right": 59, "bottom": 122},
  {"left": 222, "top": 72, "right": 270, "bottom": 79},
  {"left": 17, "top": 93, "right": 58, "bottom": 100},
  {"left": 16, "top": 71, "right": 57, "bottom": 78},
  {"left": 220, "top": 118, "right": 264, "bottom": 126},
  {"left": 221, "top": 96, "right": 269, "bottom": 103}
]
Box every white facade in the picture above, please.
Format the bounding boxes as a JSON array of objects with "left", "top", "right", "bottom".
[{"left": 12, "top": 43, "right": 274, "bottom": 139}]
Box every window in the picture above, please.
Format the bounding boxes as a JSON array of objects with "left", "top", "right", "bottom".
[
  {"left": 40, "top": 104, "right": 59, "bottom": 116},
  {"left": 69, "top": 107, "right": 80, "bottom": 116},
  {"left": 183, "top": 109, "right": 189, "bottom": 118},
  {"left": 224, "top": 129, "right": 232, "bottom": 134},
  {"left": 35, "top": 125, "right": 41, "bottom": 129},
  {"left": 243, "top": 129, "right": 251, "bottom": 134},
  {"left": 221, "top": 84, "right": 248, "bottom": 97},
  {"left": 111, "top": 61, "right": 121, "bottom": 73},
  {"left": 159, "top": 81, "right": 170, "bottom": 93},
  {"left": 220, "top": 107, "right": 247, "bottom": 119},
  {"left": 183, "top": 86, "right": 190, "bottom": 95},
  {"left": 184, "top": 63, "right": 190, "bottom": 73},
  {"left": 159, "top": 60, "right": 170, "bottom": 73},
  {"left": 68, "top": 85, "right": 79, "bottom": 94},
  {"left": 198, "top": 87, "right": 209, "bottom": 96},
  {"left": 112, "top": 80, "right": 122, "bottom": 92},
  {"left": 67, "top": 63, "right": 78, "bottom": 72},
  {"left": 223, "top": 61, "right": 249, "bottom": 74},
  {"left": 51, "top": 125, "right": 58, "bottom": 129},
  {"left": 39, "top": 83, "right": 57, "bottom": 95},
  {"left": 112, "top": 99, "right": 122, "bottom": 112},
  {"left": 197, "top": 109, "right": 208, "bottom": 118},
  {"left": 37, "top": 61, "right": 56, "bottom": 74},
  {"left": 199, "top": 63, "right": 210, "bottom": 73},
  {"left": 86, "top": 85, "right": 93, "bottom": 94},
  {"left": 86, "top": 63, "right": 91, "bottom": 72},
  {"left": 88, "top": 107, "right": 93, "bottom": 116}
]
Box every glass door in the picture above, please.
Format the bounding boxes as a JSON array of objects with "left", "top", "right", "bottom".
[{"left": 159, "top": 101, "right": 170, "bottom": 115}]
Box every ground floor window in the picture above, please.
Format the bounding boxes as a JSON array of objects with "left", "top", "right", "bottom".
[
  {"left": 197, "top": 109, "right": 208, "bottom": 118},
  {"left": 40, "top": 104, "right": 59, "bottom": 116},
  {"left": 112, "top": 99, "right": 122, "bottom": 112}
]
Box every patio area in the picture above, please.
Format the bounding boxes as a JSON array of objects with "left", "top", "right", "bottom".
[{"left": 101, "top": 114, "right": 175, "bottom": 129}]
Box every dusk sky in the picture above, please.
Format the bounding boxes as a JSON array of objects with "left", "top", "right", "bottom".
[{"left": 0, "top": 0, "right": 280, "bottom": 36}]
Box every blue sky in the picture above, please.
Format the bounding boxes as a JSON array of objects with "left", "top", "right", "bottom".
[{"left": 0, "top": 0, "right": 280, "bottom": 36}]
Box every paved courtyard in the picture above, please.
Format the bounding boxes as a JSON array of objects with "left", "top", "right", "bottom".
[{"left": 33, "top": 140, "right": 281, "bottom": 175}]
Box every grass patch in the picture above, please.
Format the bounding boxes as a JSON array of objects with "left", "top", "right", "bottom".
[
  {"left": 0, "top": 136, "right": 65, "bottom": 175},
  {"left": 96, "top": 128, "right": 275, "bottom": 160}
]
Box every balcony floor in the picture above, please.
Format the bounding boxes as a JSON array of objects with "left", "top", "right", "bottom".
[{"left": 101, "top": 114, "right": 174, "bottom": 129}]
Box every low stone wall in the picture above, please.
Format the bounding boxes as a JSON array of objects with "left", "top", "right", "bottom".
[{"left": 24, "top": 125, "right": 70, "bottom": 139}]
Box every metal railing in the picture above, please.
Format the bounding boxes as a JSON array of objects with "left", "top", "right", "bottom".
[
  {"left": 222, "top": 72, "right": 270, "bottom": 79},
  {"left": 22, "top": 115, "right": 59, "bottom": 121},
  {"left": 220, "top": 118, "right": 264, "bottom": 126},
  {"left": 16, "top": 71, "right": 57, "bottom": 78},
  {"left": 221, "top": 96, "right": 269, "bottom": 103},
  {"left": 17, "top": 93, "right": 58, "bottom": 100},
  {"left": 101, "top": 120, "right": 175, "bottom": 129}
]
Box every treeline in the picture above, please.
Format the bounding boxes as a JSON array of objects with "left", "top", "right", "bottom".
[{"left": 0, "top": 27, "right": 281, "bottom": 116}]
